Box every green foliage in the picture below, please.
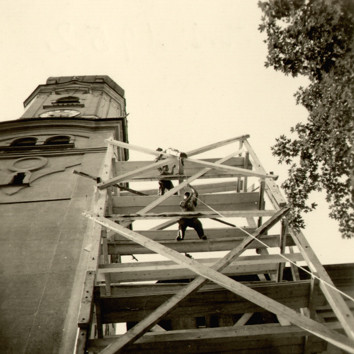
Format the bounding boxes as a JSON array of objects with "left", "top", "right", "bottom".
[{"left": 258, "top": 0, "right": 354, "bottom": 238}]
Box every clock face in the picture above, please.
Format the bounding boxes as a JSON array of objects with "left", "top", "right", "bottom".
[{"left": 40, "top": 109, "right": 80, "bottom": 118}]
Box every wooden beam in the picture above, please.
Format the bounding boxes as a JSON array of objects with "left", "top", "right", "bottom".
[
  {"left": 234, "top": 313, "right": 253, "bottom": 326},
  {"left": 112, "top": 157, "right": 252, "bottom": 181},
  {"left": 185, "top": 157, "right": 276, "bottom": 179},
  {"left": 109, "top": 210, "right": 276, "bottom": 221},
  {"left": 186, "top": 135, "right": 249, "bottom": 156},
  {"left": 112, "top": 192, "right": 260, "bottom": 214},
  {"left": 243, "top": 139, "right": 287, "bottom": 207},
  {"left": 277, "top": 218, "right": 288, "bottom": 282},
  {"left": 94, "top": 291, "right": 104, "bottom": 339},
  {"left": 108, "top": 234, "right": 291, "bottom": 255},
  {"left": 257, "top": 179, "right": 266, "bottom": 227},
  {"left": 117, "top": 181, "right": 239, "bottom": 196},
  {"left": 89, "top": 207, "right": 290, "bottom": 353},
  {"left": 289, "top": 246, "right": 301, "bottom": 280},
  {"left": 106, "top": 139, "right": 169, "bottom": 158},
  {"left": 97, "top": 254, "right": 303, "bottom": 283},
  {"left": 99, "top": 281, "right": 312, "bottom": 323},
  {"left": 75, "top": 328, "right": 89, "bottom": 354},
  {"left": 99, "top": 254, "right": 300, "bottom": 272},
  {"left": 77, "top": 270, "right": 95, "bottom": 329},
  {"left": 75, "top": 139, "right": 115, "bottom": 352},
  {"left": 112, "top": 192, "right": 259, "bottom": 208},
  {"left": 101, "top": 229, "right": 111, "bottom": 296},
  {"left": 236, "top": 141, "right": 243, "bottom": 193},
  {"left": 101, "top": 261, "right": 278, "bottom": 282},
  {"left": 88, "top": 322, "right": 341, "bottom": 353},
  {"left": 98, "top": 157, "right": 175, "bottom": 189},
  {"left": 291, "top": 229, "right": 354, "bottom": 341},
  {"left": 304, "top": 277, "right": 320, "bottom": 353},
  {"left": 246, "top": 216, "right": 257, "bottom": 228},
  {"left": 243, "top": 152, "right": 249, "bottom": 192},
  {"left": 99, "top": 279, "right": 311, "bottom": 298},
  {"left": 113, "top": 227, "right": 258, "bottom": 241}
]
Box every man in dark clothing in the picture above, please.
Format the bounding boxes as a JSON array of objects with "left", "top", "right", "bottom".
[
  {"left": 158, "top": 164, "right": 176, "bottom": 195},
  {"left": 155, "top": 148, "right": 176, "bottom": 195},
  {"left": 177, "top": 185, "right": 207, "bottom": 241}
]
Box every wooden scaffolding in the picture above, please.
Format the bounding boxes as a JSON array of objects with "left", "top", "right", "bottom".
[{"left": 76, "top": 135, "right": 354, "bottom": 353}]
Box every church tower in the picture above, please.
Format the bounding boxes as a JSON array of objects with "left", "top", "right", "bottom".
[{"left": 0, "top": 76, "right": 128, "bottom": 353}]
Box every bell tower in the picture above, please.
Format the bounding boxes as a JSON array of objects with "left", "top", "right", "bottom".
[
  {"left": 0, "top": 76, "right": 128, "bottom": 354},
  {"left": 21, "top": 75, "right": 126, "bottom": 119}
]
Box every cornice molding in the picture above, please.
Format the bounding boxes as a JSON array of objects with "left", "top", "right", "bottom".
[
  {"left": 0, "top": 117, "right": 126, "bottom": 132},
  {"left": 0, "top": 146, "right": 109, "bottom": 159}
]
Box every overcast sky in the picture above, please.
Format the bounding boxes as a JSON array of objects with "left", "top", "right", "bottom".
[{"left": 0, "top": 0, "right": 352, "bottom": 264}]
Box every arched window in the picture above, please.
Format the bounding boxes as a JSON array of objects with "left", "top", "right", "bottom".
[
  {"left": 55, "top": 96, "right": 80, "bottom": 105},
  {"left": 10, "top": 137, "right": 37, "bottom": 147},
  {"left": 44, "top": 136, "right": 71, "bottom": 145}
]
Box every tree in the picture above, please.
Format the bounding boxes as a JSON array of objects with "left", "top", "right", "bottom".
[{"left": 258, "top": 0, "right": 354, "bottom": 238}]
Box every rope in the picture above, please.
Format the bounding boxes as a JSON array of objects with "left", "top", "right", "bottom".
[{"left": 196, "top": 196, "right": 354, "bottom": 304}]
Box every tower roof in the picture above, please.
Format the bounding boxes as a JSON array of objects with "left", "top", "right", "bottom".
[
  {"left": 46, "top": 75, "right": 125, "bottom": 96},
  {"left": 24, "top": 75, "right": 125, "bottom": 108}
]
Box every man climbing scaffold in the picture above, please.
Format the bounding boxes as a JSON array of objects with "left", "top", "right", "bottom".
[{"left": 177, "top": 184, "right": 207, "bottom": 241}]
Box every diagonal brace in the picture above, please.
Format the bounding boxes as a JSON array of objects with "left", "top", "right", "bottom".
[
  {"left": 98, "top": 157, "right": 175, "bottom": 190},
  {"left": 186, "top": 134, "right": 250, "bottom": 156},
  {"left": 185, "top": 157, "right": 276, "bottom": 179}
]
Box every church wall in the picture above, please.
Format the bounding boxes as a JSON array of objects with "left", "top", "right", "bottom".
[
  {"left": 0, "top": 138, "right": 117, "bottom": 353},
  {"left": 0, "top": 150, "right": 105, "bottom": 353}
]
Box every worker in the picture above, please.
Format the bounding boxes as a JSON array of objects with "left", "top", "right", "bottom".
[
  {"left": 158, "top": 164, "right": 176, "bottom": 195},
  {"left": 177, "top": 184, "right": 207, "bottom": 241},
  {"left": 155, "top": 148, "right": 176, "bottom": 195}
]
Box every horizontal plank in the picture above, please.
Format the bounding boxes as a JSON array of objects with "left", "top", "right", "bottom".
[
  {"left": 99, "top": 280, "right": 311, "bottom": 298},
  {"left": 99, "top": 282, "right": 236, "bottom": 298},
  {"left": 112, "top": 227, "right": 259, "bottom": 241},
  {"left": 108, "top": 233, "right": 295, "bottom": 255},
  {"left": 120, "top": 181, "right": 242, "bottom": 196},
  {"left": 88, "top": 322, "right": 338, "bottom": 353},
  {"left": 112, "top": 192, "right": 260, "bottom": 214},
  {"left": 109, "top": 210, "right": 276, "bottom": 221},
  {"left": 98, "top": 280, "right": 312, "bottom": 323},
  {"left": 99, "top": 253, "right": 303, "bottom": 273},
  {"left": 97, "top": 253, "right": 303, "bottom": 283},
  {"left": 98, "top": 262, "right": 278, "bottom": 282},
  {"left": 113, "top": 157, "right": 253, "bottom": 181}
]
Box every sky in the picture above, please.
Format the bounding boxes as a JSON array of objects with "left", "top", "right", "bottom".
[{"left": 0, "top": 0, "right": 352, "bottom": 264}]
